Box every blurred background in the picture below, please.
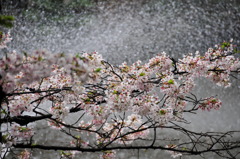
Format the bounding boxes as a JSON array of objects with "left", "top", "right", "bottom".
[{"left": 1, "top": 0, "right": 240, "bottom": 158}]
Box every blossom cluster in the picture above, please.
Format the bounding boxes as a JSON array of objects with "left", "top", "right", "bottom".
[
  {"left": 0, "top": 50, "right": 89, "bottom": 93},
  {"left": 0, "top": 31, "right": 12, "bottom": 49},
  {"left": 165, "top": 144, "right": 183, "bottom": 158},
  {"left": 101, "top": 150, "right": 116, "bottom": 159},
  {"left": 10, "top": 124, "right": 34, "bottom": 145},
  {"left": 0, "top": 50, "right": 91, "bottom": 117},
  {"left": 50, "top": 101, "right": 69, "bottom": 120},
  {"left": 198, "top": 97, "right": 222, "bottom": 111},
  {"left": 18, "top": 149, "right": 31, "bottom": 159},
  {"left": 96, "top": 114, "right": 149, "bottom": 145}
]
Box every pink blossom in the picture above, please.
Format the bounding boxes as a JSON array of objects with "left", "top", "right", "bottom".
[
  {"left": 18, "top": 149, "right": 31, "bottom": 159},
  {"left": 199, "top": 97, "right": 222, "bottom": 111},
  {"left": 11, "top": 124, "right": 34, "bottom": 142},
  {"left": 101, "top": 150, "right": 116, "bottom": 159},
  {"left": 165, "top": 145, "right": 182, "bottom": 158}
]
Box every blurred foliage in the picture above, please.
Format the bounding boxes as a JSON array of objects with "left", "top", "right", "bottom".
[
  {"left": 1, "top": 0, "right": 150, "bottom": 16},
  {"left": 0, "top": 15, "right": 14, "bottom": 28},
  {"left": 0, "top": 0, "right": 149, "bottom": 25},
  {"left": 1, "top": 0, "right": 96, "bottom": 13},
  {"left": 0, "top": 15, "right": 14, "bottom": 41},
  {"left": 29, "top": 0, "right": 95, "bottom": 13},
  {"left": 1, "top": 0, "right": 98, "bottom": 25}
]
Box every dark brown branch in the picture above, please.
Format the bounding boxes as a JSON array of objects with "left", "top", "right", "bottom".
[
  {"left": 0, "top": 105, "right": 83, "bottom": 126},
  {"left": 0, "top": 114, "right": 52, "bottom": 126},
  {"left": 13, "top": 142, "right": 240, "bottom": 155}
]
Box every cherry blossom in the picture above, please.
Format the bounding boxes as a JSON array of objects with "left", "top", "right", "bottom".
[
  {"left": 0, "top": 33, "right": 240, "bottom": 159},
  {"left": 0, "top": 31, "right": 12, "bottom": 49},
  {"left": 165, "top": 144, "right": 183, "bottom": 158},
  {"left": 101, "top": 150, "right": 116, "bottom": 159},
  {"left": 10, "top": 124, "right": 34, "bottom": 144},
  {"left": 18, "top": 149, "right": 30, "bottom": 159},
  {"left": 199, "top": 97, "right": 222, "bottom": 111}
]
